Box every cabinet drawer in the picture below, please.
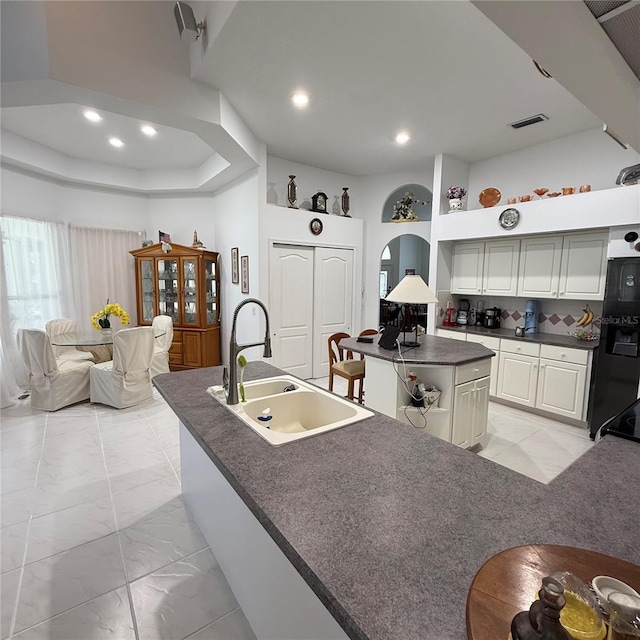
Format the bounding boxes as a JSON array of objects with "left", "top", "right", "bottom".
[
  {"left": 169, "top": 341, "right": 183, "bottom": 355},
  {"left": 169, "top": 352, "right": 184, "bottom": 365},
  {"left": 455, "top": 359, "right": 491, "bottom": 385},
  {"left": 436, "top": 329, "right": 467, "bottom": 341},
  {"left": 540, "top": 344, "right": 589, "bottom": 366},
  {"left": 500, "top": 339, "right": 540, "bottom": 358},
  {"left": 466, "top": 334, "right": 500, "bottom": 351}
]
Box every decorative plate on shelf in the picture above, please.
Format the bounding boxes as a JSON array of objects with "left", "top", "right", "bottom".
[
  {"left": 479, "top": 187, "right": 501, "bottom": 208},
  {"left": 498, "top": 207, "right": 520, "bottom": 230}
]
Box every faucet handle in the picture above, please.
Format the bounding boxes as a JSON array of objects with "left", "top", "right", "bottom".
[{"left": 222, "top": 366, "right": 229, "bottom": 391}]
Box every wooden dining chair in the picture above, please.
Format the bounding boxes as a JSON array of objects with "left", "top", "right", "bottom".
[{"left": 328, "top": 332, "right": 365, "bottom": 404}]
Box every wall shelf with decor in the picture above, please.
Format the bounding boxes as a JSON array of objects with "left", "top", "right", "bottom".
[
  {"left": 130, "top": 242, "right": 221, "bottom": 370},
  {"left": 437, "top": 184, "right": 639, "bottom": 242}
]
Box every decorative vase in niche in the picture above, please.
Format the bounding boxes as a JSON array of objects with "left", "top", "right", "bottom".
[
  {"left": 341, "top": 187, "right": 351, "bottom": 217},
  {"left": 287, "top": 175, "right": 298, "bottom": 209},
  {"left": 448, "top": 198, "right": 463, "bottom": 212}
]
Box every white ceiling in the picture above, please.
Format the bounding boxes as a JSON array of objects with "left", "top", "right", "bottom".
[
  {"left": 0, "top": 0, "right": 620, "bottom": 186},
  {"left": 1, "top": 103, "right": 213, "bottom": 170},
  {"left": 194, "top": 1, "right": 602, "bottom": 176}
]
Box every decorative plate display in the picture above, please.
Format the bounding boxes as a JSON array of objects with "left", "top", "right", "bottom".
[
  {"left": 479, "top": 187, "right": 501, "bottom": 208},
  {"left": 498, "top": 207, "right": 520, "bottom": 230},
  {"left": 309, "top": 218, "right": 323, "bottom": 236}
]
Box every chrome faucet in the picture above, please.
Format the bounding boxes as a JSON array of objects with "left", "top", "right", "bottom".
[{"left": 225, "top": 298, "right": 272, "bottom": 405}]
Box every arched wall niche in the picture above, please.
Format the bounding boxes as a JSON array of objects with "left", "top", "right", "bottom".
[
  {"left": 379, "top": 233, "right": 430, "bottom": 327},
  {"left": 381, "top": 183, "right": 432, "bottom": 223}
]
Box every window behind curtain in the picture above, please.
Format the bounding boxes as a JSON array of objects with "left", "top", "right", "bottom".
[
  {"left": 70, "top": 226, "right": 142, "bottom": 331},
  {"left": 0, "top": 215, "right": 75, "bottom": 398}
]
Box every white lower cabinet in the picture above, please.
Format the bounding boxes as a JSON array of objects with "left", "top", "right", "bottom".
[
  {"left": 536, "top": 358, "right": 586, "bottom": 420},
  {"left": 452, "top": 376, "right": 490, "bottom": 448},
  {"left": 497, "top": 352, "right": 539, "bottom": 407},
  {"left": 465, "top": 334, "right": 500, "bottom": 396}
]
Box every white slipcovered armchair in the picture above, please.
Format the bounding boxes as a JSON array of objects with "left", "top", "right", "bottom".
[
  {"left": 150, "top": 315, "right": 173, "bottom": 377},
  {"left": 90, "top": 327, "right": 154, "bottom": 409},
  {"left": 45, "top": 318, "right": 94, "bottom": 363},
  {"left": 21, "top": 329, "right": 93, "bottom": 411}
]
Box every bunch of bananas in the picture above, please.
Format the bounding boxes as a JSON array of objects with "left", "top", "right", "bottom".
[{"left": 576, "top": 304, "right": 594, "bottom": 327}]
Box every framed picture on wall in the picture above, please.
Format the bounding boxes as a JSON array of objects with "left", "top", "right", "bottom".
[
  {"left": 231, "top": 247, "right": 239, "bottom": 284},
  {"left": 241, "top": 255, "right": 249, "bottom": 294}
]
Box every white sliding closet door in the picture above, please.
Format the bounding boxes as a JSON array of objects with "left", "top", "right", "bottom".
[
  {"left": 312, "top": 248, "right": 353, "bottom": 379},
  {"left": 270, "top": 244, "right": 354, "bottom": 380},
  {"left": 270, "top": 245, "right": 314, "bottom": 379}
]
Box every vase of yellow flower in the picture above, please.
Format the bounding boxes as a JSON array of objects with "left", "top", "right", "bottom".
[{"left": 91, "top": 299, "right": 130, "bottom": 333}]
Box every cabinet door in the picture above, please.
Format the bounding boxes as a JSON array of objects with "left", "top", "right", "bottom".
[
  {"left": 482, "top": 239, "right": 520, "bottom": 297},
  {"left": 138, "top": 258, "right": 156, "bottom": 324},
  {"left": 181, "top": 258, "right": 199, "bottom": 327},
  {"left": 204, "top": 257, "right": 218, "bottom": 326},
  {"left": 497, "top": 352, "right": 538, "bottom": 407},
  {"left": 537, "top": 359, "right": 587, "bottom": 420},
  {"left": 183, "top": 332, "right": 202, "bottom": 367},
  {"left": 517, "top": 236, "right": 563, "bottom": 298},
  {"left": 157, "top": 258, "right": 181, "bottom": 325},
  {"left": 452, "top": 380, "right": 474, "bottom": 448},
  {"left": 558, "top": 232, "right": 608, "bottom": 300},
  {"left": 451, "top": 243, "right": 484, "bottom": 295},
  {"left": 472, "top": 376, "right": 490, "bottom": 446},
  {"left": 466, "top": 335, "right": 499, "bottom": 396}
]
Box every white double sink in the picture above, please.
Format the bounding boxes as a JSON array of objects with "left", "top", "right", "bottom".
[{"left": 208, "top": 375, "right": 373, "bottom": 446}]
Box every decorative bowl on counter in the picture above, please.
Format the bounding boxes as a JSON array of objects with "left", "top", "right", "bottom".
[{"left": 568, "top": 330, "right": 599, "bottom": 342}]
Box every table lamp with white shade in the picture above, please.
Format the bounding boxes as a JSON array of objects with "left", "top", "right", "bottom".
[{"left": 385, "top": 274, "right": 438, "bottom": 347}]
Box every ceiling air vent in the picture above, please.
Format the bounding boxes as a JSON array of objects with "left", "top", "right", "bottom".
[{"left": 509, "top": 114, "right": 549, "bottom": 130}]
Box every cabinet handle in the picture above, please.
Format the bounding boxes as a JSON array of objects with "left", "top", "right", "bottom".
[
  {"left": 540, "top": 364, "right": 545, "bottom": 369},
  {"left": 561, "top": 353, "right": 566, "bottom": 358},
  {"left": 516, "top": 347, "right": 521, "bottom": 352},
  {"left": 474, "top": 368, "right": 479, "bottom": 373},
  {"left": 533, "top": 364, "right": 538, "bottom": 368},
  {"left": 551, "top": 291, "right": 556, "bottom": 296}
]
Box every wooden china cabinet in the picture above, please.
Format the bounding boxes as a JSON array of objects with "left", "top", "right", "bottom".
[{"left": 130, "top": 242, "right": 221, "bottom": 370}]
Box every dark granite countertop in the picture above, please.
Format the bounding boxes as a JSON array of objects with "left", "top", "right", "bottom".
[
  {"left": 341, "top": 334, "right": 495, "bottom": 364},
  {"left": 437, "top": 324, "right": 599, "bottom": 351},
  {"left": 154, "top": 363, "right": 639, "bottom": 640}
]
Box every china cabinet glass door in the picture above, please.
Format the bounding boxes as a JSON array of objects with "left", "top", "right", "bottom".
[
  {"left": 182, "top": 258, "right": 198, "bottom": 325},
  {"left": 205, "top": 257, "right": 218, "bottom": 325},
  {"left": 157, "top": 258, "right": 180, "bottom": 323},
  {"left": 140, "top": 258, "right": 156, "bottom": 323}
]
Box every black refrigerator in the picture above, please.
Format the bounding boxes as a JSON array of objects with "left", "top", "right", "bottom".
[{"left": 588, "top": 257, "right": 640, "bottom": 438}]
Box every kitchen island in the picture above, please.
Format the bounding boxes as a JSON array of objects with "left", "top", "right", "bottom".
[
  {"left": 341, "top": 334, "right": 495, "bottom": 448},
  {"left": 154, "top": 363, "right": 640, "bottom": 640}
]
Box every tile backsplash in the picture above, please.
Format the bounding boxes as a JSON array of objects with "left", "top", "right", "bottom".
[{"left": 439, "top": 293, "right": 602, "bottom": 336}]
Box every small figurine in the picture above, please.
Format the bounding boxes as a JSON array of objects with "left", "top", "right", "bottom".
[{"left": 192, "top": 230, "right": 204, "bottom": 248}]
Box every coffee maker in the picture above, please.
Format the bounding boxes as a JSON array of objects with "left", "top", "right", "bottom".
[
  {"left": 484, "top": 307, "right": 501, "bottom": 329},
  {"left": 475, "top": 300, "right": 486, "bottom": 326},
  {"left": 457, "top": 299, "right": 470, "bottom": 326}
]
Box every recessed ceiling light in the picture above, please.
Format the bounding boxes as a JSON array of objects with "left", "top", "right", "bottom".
[
  {"left": 291, "top": 92, "right": 310, "bottom": 109},
  {"left": 108, "top": 137, "right": 124, "bottom": 148},
  {"left": 141, "top": 125, "right": 157, "bottom": 137},
  {"left": 83, "top": 110, "right": 102, "bottom": 123},
  {"left": 395, "top": 131, "right": 410, "bottom": 145}
]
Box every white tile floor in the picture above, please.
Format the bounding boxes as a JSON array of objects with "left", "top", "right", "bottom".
[
  {"left": 0, "top": 390, "right": 255, "bottom": 640},
  {"left": 1, "top": 379, "right": 593, "bottom": 639}
]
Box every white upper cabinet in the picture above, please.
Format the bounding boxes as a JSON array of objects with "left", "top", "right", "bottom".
[
  {"left": 558, "top": 232, "right": 608, "bottom": 300},
  {"left": 482, "top": 239, "right": 520, "bottom": 297},
  {"left": 517, "top": 236, "right": 563, "bottom": 298},
  {"left": 451, "top": 242, "right": 484, "bottom": 295}
]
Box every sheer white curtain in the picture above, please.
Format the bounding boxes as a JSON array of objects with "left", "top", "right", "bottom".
[
  {"left": 70, "top": 226, "right": 142, "bottom": 331},
  {"left": 0, "top": 215, "right": 75, "bottom": 404}
]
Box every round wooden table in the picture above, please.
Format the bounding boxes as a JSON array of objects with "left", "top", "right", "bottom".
[{"left": 466, "top": 545, "right": 640, "bottom": 640}]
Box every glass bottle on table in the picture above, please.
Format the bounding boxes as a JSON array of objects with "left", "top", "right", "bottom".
[
  {"left": 608, "top": 593, "right": 640, "bottom": 640},
  {"left": 510, "top": 576, "right": 572, "bottom": 640}
]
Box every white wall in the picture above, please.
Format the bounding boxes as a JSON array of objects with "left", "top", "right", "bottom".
[
  {"left": 358, "top": 168, "right": 434, "bottom": 330},
  {"left": 266, "top": 156, "right": 361, "bottom": 216},
  {"left": 1, "top": 167, "right": 147, "bottom": 229},
  {"left": 467, "top": 128, "right": 640, "bottom": 204}
]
